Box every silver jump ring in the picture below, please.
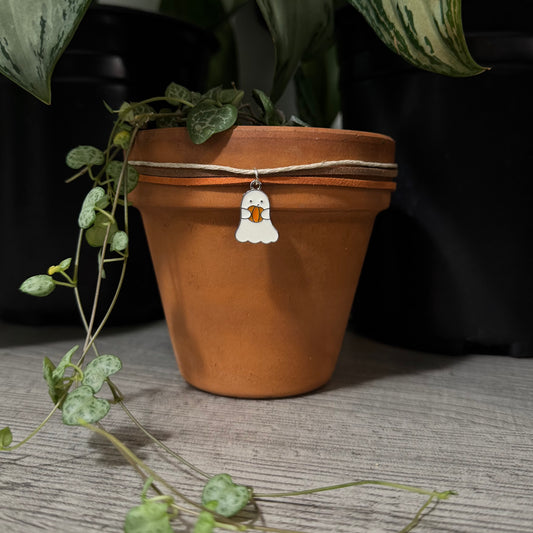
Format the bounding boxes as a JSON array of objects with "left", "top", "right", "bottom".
[{"left": 250, "top": 169, "right": 262, "bottom": 190}]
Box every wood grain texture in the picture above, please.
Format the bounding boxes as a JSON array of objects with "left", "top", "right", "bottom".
[{"left": 1, "top": 319, "right": 532, "bottom": 532}]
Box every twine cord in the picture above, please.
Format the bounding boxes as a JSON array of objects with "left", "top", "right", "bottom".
[{"left": 127, "top": 159, "right": 397, "bottom": 176}]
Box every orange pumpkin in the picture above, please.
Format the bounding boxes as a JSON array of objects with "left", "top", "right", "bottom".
[{"left": 248, "top": 205, "right": 264, "bottom": 223}]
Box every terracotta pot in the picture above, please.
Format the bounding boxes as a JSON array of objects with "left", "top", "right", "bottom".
[{"left": 128, "top": 126, "right": 396, "bottom": 398}]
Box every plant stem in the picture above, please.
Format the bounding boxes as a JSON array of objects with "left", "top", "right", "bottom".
[
  {"left": 2, "top": 400, "right": 62, "bottom": 451},
  {"left": 53, "top": 280, "right": 76, "bottom": 288},
  {"left": 64, "top": 166, "right": 89, "bottom": 183},
  {"left": 254, "top": 480, "right": 454, "bottom": 500},
  {"left": 399, "top": 494, "right": 437, "bottom": 533},
  {"left": 81, "top": 127, "right": 138, "bottom": 356},
  {"left": 109, "top": 381, "right": 211, "bottom": 479}
]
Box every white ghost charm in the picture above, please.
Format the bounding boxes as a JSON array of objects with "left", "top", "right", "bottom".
[{"left": 235, "top": 187, "right": 279, "bottom": 244}]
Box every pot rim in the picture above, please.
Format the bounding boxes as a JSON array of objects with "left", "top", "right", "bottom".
[
  {"left": 134, "top": 124, "right": 396, "bottom": 145},
  {"left": 128, "top": 125, "right": 397, "bottom": 190}
]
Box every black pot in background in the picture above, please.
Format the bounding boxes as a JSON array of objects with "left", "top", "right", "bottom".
[
  {"left": 0, "top": 6, "right": 216, "bottom": 326},
  {"left": 337, "top": 2, "right": 533, "bottom": 356}
]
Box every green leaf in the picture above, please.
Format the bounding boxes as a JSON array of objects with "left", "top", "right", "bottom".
[
  {"left": 19, "top": 275, "right": 55, "bottom": 297},
  {"left": 62, "top": 385, "right": 110, "bottom": 426},
  {"left": 82, "top": 187, "right": 108, "bottom": 209},
  {"left": 84, "top": 213, "right": 118, "bottom": 248},
  {"left": 82, "top": 354, "right": 122, "bottom": 393},
  {"left": 165, "top": 82, "right": 192, "bottom": 105},
  {"left": 113, "top": 128, "right": 132, "bottom": 150},
  {"left": 256, "top": 0, "right": 334, "bottom": 102},
  {"left": 124, "top": 501, "right": 173, "bottom": 533},
  {"left": 78, "top": 187, "right": 109, "bottom": 229},
  {"left": 43, "top": 356, "right": 55, "bottom": 388},
  {"left": 201, "top": 86, "right": 222, "bottom": 101},
  {"left": 0, "top": 427, "right": 13, "bottom": 449},
  {"left": 120, "top": 102, "right": 156, "bottom": 127},
  {"left": 118, "top": 102, "right": 135, "bottom": 123},
  {"left": 52, "top": 345, "right": 79, "bottom": 382},
  {"left": 110, "top": 231, "right": 128, "bottom": 252},
  {"left": 193, "top": 511, "right": 215, "bottom": 533},
  {"left": 219, "top": 88, "right": 244, "bottom": 106},
  {"left": 251, "top": 89, "right": 284, "bottom": 126},
  {"left": 186, "top": 102, "right": 238, "bottom": 144},
  {"left": 59, "top": 258, "right": 72, "bottom": 271},
  {"left": 66, "top": 146, "right": 105, "bottom": 169},
  {"left": 346, "top": 0, "right": 487, "bottom": 76},
  {"left": 0, "top": 0, "right": 92, "bottom": 104},
  {"left": 43, "top": 345, "right": 78, "bottom": 404},
  {"left": 105, "top": 161, "right": 139, "bottom": 193},
  {"left": 201, "top": 474, "right": 250, "bottom": 518},
  {"left": 78, "top": 207, "right": 96, "bottom": 230},
  {"left": 48, "top": 257, "right": 73, "bottom": 276}
]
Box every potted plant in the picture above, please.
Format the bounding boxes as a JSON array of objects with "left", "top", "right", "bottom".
[
  {"left": 1, "top": 0, "right": 482, "bottom": 530},
  {"left": 0, "top": 0, "right": 485, "bottom": 389}
]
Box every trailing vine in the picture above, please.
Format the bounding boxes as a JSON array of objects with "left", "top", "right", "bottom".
[{"left": 0, "top": 83, "right": 456, "bottom": 532}]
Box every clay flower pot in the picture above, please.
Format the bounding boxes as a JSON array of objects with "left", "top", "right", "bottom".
[{"left": 128, "top": 126, "right": 396, "bottom": 398}]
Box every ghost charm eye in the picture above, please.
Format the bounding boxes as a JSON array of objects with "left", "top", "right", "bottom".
[{"left": 235, "top": 171, "right": 279, "bottom": 244}]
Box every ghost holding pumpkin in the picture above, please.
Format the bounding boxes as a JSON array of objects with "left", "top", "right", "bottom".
[{"left": 235, "top": 188, "right": 279, "bottom": 244}]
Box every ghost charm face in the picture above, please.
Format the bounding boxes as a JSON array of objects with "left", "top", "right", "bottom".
[{"left": 235, "top": 189, "right": 279, "bottom": 244}]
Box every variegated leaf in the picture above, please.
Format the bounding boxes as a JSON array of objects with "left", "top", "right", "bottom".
[
  {"left": 347, "top": 0, "right": 487, "bottom": 76},
  {"left": 0, "top": 0, "right": 91, "bottom": 104}
]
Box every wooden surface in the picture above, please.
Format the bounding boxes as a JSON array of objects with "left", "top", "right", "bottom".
[{"left": 1, "top": 318, "right": 532, "bottom": 532}]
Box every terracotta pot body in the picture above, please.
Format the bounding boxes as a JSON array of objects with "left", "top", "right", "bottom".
[{"left": 129, "top": 127, "right": 396, "bottom": 397}]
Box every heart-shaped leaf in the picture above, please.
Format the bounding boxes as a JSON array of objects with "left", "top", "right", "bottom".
[
  {"left": 165, "top": 82, "right": 193, "bottom": 105},
  {"left": 0, "top": 0, "right": 91, "bottom": 104},
  {"left": 201, "top": 474, "right": 250, "bottom": 518},
  {"left": 85, "top": 213, "right": 118, "bottom": 248},
  {"left": 120, "top": 102, "right": 156, "bottom": 127},
  {"left": 78, "top": 207, "right": 97, "bottom": 231},
  {"left": 66, "top": 146, "right": 105, "bottom": 169},
  {"left": 83, "top": 187, "right": 109, "bottom": 209},
  {"left": 110, "top": 231, "right": 129, "bottom": 252},
  {"left": 0, "top": 427, "right": 13, "bottom": 450},
  {"left": 62, "top": 385, "right": 110, "bottom": 426},
  {"left": 82, "top": 355, "right": 122, "bottom": 393},
  {"left": 19, "top": 275, "right": 55, "bottom": 297},
  {"left": 113, "top": 128, "right": 132, "bottom": 150},
  {"left": 78, "top": 187, "right": 109, "bottom": 229},
  {"left": 187, "top": 102, "right": 238, "bottom": 144},
  {"left": 124, "top": 501, "right": 173, "bottom": 533}
]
